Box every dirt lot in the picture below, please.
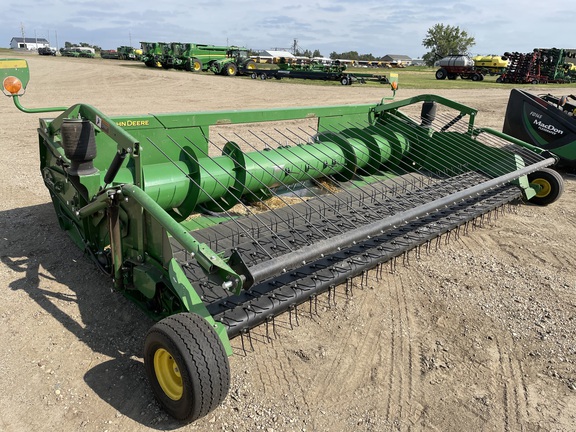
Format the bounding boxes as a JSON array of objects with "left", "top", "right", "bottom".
[{"left": 1, "top": 53, "right": 576, "bottom": 432}]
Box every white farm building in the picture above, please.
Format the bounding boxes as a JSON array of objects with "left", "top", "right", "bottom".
[{"left": 10, "top": 37, "right": 50, "bottom": 50}]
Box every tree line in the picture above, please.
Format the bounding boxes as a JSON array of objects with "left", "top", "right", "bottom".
[{"left": 296, "top": 23, "right": 476, "bottom": 65}]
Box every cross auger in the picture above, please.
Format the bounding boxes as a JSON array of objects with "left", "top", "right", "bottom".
[{"left": 1, "top": 58, "right": 564, "bottom": 423}]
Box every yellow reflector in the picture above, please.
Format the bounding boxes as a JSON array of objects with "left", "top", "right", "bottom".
[
  {"left": 0, "top": 59, "right": 28, "bottom": 69},
  {"left": 3, "top": 76, "right": 22, "bottom": 95}
]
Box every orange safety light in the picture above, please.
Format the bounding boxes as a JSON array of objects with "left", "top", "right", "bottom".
[{"left": 3, "top": 76, "right": 23, "bottom": 96}]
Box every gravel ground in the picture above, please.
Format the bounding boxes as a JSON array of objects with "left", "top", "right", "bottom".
[{"left": 1, "top": 52, "right": 576, "bottom": 432}]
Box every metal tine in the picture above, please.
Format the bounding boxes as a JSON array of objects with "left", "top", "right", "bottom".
[
  {"left": 289, "top": 123, "right": 438, "bottom": 211},
  {"left": 240, "top": 331, "right": 246, "bottom": 355},
  {"left": 373, "top": 263, "right": 380, "bottom": 281},
  {"left": 193, "top": 133, "right": 322, "bottom": 247},
  {"left": 370, "top": 115, "right": 515, "bottom": 183},
  {"left": 218, "top": 129, "right": 357, "bottom": 241},
  {"left": 294, "top": 120, "right": 457, "bottom": 212},
  {"left": 345, "top": 277, "right": 354, "bottom": 297},
  {"left": 286, "top": 121, "right": 419, "bottom": 198},
  {"left": 309, "top": 295, "right": 318, "bottom": 317},
  {"left": 294, "top": 120, "right": 420, "bottom": 185},
  {"left": 264, "top": 316, "right": 277, "bottom": 343},
  {"left": 474, "top": 130, "right": 544, "bottom": 164},
  {"left": 382, "top": 107, "right": 546, "bottom": 175},
  {"left": 144, "top": 136, "right": 262, "bottom": 254},
  {"left": 246, "top": 282, "right": 352, "bottom": 348},
  {"left": 246, "top": 329, "right": 254, "bottom": 351},
  {"left": 293, "top": 303, "right": 299, "bottom": 326},
  {"left": 327, "top": 284, "right": 336, "bottom": 308},
  {"left": 265, "top": 126, "right": 386, "bottom": 220},
  {"left": 150, "top": 134, "right": 289, "bottom": 259},
  {"left": 239, "top": 128, "right": 378, "bottom": 229},
  {"left": 368, "top": 114, "right": 532, "bottom": 203},
  {"left": 196, "top": 133, "right": 343, "bottom": 245},
  {"left": 342, "top": 105, "right": 541, "bottom": 188},
  {"left": 271, "top": 315, "right": 278, "bottom": 338},
  {"left": 234, "top": 124, "right": 450, "bottom": 264},
  {"left": 439, "top": 107, "right": 547, "bottom": 168},
  {"left": 240, "top": 329, "right": 254, "bottom": 353},
  {"left": 367, "top": 260, "right": 382, "bottom": 283}
]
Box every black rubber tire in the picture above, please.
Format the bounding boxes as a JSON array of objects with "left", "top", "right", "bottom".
[
  {"left": 243, "top": 60, "right": 256, "bottom": 71},
  {"left": 471, "top": 73, "right": 481, "bottom": 81},
  {"left": 144, "top": 313, "right": 230, "bottom": 423},
  {"left": 435, "top": 68, "right": 447, "bottom": 80},
  {"left": 496, "top": 76, "right": 503, "bottom": 83},
  {"left": 527, "top": 168, "right": 564, "bottom": 206},
  {"left": 250, "top": 72, "right": 257, "bottom": 79},
  {"left": 340, "top": 76, "right": 349, "bottom": 85},
  {"left": 224, "top": 62, "right": 237, "bottom": 76},
  {"left": 447, "top": 74, "right": 457, "bottom": 80},
  {"left": 192, "top": 58, "right": 202, "bottom": 72},
  {"left": 259, "top": 73, "right": 267, "bottom": 80}
]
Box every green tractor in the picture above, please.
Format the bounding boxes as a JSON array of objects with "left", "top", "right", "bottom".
[
  {"left": 117, "top": 46, "right": 141, "bottom": 61},
  {"left": 210, "top": 48, "right": 256, "bottom": 76}
]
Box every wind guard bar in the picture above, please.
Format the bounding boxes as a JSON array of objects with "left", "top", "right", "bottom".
[{"left": 247, "top": 157, "right": 556, "bottom": 284}]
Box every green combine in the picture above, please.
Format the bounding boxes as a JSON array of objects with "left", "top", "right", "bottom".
[
  {"left": 161, "top": 43, "right": 233, "bottom": 71},
  {"left": 1, "top": 58, "right": 564, "bottom": 423},
  {"left": 140, "top": 42, "right": 166, "bottom": 67}
]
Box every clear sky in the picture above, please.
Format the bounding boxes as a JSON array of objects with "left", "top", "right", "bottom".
[{"left": 2, "top": 0, "right": 573, "bottom": 58}]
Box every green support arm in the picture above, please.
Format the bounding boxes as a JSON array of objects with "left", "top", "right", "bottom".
[{"left": 120, "top": 184, "right": 245, "bottom": 293}]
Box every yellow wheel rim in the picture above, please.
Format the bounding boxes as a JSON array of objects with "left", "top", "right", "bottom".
[
  {"left": 247, "top": 63, "right": 255, "bottom": 70},
  {"left": 194, "top": 62, "right": 201, "bottom": 71},
  {"left": 532, "top": 178, "right": 551, "bottom": 198},
  {"left": 154, "top": 348, "right": 183, "bottom": 400},
  {"left": 228, "top": 66, "right": 235, "bottom": 75}
]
